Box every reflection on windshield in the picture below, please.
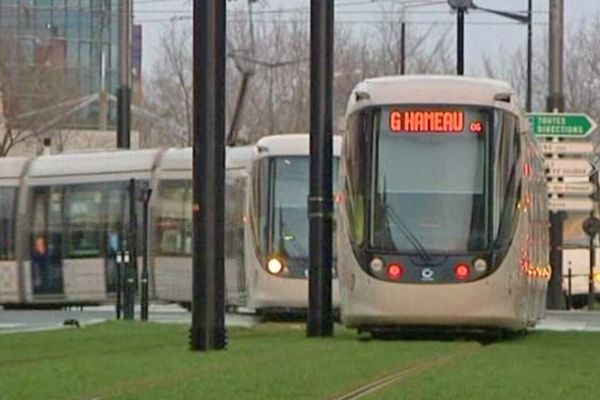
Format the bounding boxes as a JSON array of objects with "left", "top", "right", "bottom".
[
  {"left": 270, "top": 156, "right": 339, "bottom": 259},
  {"left": 371, "top": 107, "right": 488, "bottom": 253}
]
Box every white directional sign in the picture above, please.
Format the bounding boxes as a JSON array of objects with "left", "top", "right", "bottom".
[
  {"left": 547, "top": 182, "right": 597, "bottom": 196},
  {"left": 538, "top": 141, "right": 595, "bottom": 155},
  {"left": 548, "top": 198, "right": 594, "bottom": 212},
  {"left": 544, "top": 159, "right": 594, "bottom": 178}
]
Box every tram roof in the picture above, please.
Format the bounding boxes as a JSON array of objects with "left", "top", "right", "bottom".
[
  {"left": 254, "top": 134, "right": 342, "bottom": 158},
  {"left": 28, "top": 148, "right": 163, "bottom": 179},
  {"left": 346, "top": 75, "right": 519, "bottom": 115},
  {"left": 157, "top": 146, "right": 254, "bottom": 172},
  {"left": 0, "top": 157, "right": 29, "bottom": 181}
]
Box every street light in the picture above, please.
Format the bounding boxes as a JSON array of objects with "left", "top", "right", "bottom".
[{"left": 447, "top": 0, "right": 533, "bottom": 111}]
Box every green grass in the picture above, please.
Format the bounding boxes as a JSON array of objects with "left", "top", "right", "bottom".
[
  {"left": 369, "top": 331, "right": 600, "bottom": 400},
  {"left": 2, "top": 324, "right": 600, "bottom": 400},
  {"left": 0, "top": 322, "right": 464, "bottom": 400}
]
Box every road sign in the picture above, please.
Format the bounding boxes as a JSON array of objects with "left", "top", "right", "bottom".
[
  {"left": 538, "top": 141, "right": 595, "bottom": 155},
  {"left": 544, "top": 159, "right": 595, "bottom": 178},
  {"left": 527, "top": 113, "right": 597, "bottom": 138},
  {"left": 547, "top": 182, "right": 597, "bottom": 196},
  {"left": 583, "top": 217, "right": 600, "bottom": 237},
  {"left": 548, "top": 198, "right": 594, "bottom": 212}
]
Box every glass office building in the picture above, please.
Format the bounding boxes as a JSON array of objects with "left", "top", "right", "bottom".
[{"left": 0, "top": 0, "right": 119, "bottom": 128}]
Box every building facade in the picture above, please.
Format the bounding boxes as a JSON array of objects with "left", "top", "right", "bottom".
[{"left": 0, "top": 0, "right": 120, "bottom": 128}]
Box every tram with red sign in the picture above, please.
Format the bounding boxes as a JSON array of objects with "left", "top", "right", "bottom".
[{"left": 336, "top": 76, "right": 549, "bottom": 334}]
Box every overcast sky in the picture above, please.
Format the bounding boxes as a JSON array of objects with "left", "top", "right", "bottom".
[{"left": 134, "top": 0, "right": 600, "bottom": 78}]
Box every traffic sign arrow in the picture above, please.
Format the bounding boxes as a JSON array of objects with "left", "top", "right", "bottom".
[
  {"left": 548, "top": 198, "right": 594, "bottom": 212},
  {"left": 538, "top": 141, "right": 595, "bottom": 155},
  {"left": 547, "top": 182, "right": 597, "bottom": 196},
  {"left": 527, "top": 113, "right": 597, "bottom": 138},
  {"left": 544, "top": 159, "right": 595, "bottom": 178}
]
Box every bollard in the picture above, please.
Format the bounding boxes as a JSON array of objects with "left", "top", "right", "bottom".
[
  {"left": 115, "top": 251, "right": 123, "bottom": 319},
  {"left": 567, "top": 268, "right": 572, "bottom": 310}
]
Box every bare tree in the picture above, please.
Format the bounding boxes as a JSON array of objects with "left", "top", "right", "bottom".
[
  {"left": 0, "top": 37, "right": 85, "bottom": 156},
  {"left": 145, "top": 6, "right": 454, "bottom": 146}
]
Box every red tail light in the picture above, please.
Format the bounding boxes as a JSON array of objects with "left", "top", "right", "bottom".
[
  {"left": 454, "top": 264, "right": 470, "bottom": 281},
  {"left": 387, "top": 263, "right": 404, "bottom": 280}
]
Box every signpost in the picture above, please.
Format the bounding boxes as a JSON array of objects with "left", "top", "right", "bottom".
[
  {"left": 538, "top": 141, "right": 595, "bottom": 155},
  {"left": 528, "top": 113, "right": 597, "bottom": 138},
  {"left": 548, "top": 198, "right": 594, "bottom": 212},
  {"left": 547, "top": 182, "right": 597, "bottom": 196},
  {"left": 544, "top": 159, "right": 594, "bottom": 178}
]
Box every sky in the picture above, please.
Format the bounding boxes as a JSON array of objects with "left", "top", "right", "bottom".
[{"left": 133, "top": 0, "right": 600, "bottom": 79}]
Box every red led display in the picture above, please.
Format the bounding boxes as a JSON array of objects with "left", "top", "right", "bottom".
[{"left": 389, "top": 110, "right": 465, "bottom": 133}]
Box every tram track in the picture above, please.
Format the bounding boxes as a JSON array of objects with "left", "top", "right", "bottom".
[{"left": 331, "top": 344, "right": 482, "bottom": 400}]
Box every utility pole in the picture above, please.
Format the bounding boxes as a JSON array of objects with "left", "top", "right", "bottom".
[
  {"left": 401, "top": 22, "right": 406, "bottom": 75},
  {"left": 190, "top": 0, "right": 227, "bottom": 351},
  {"left": 307, "top": 0, "right": 334, "bottom": 338},
  {"left": 526, "top": 0, "right": 533, "bottom": 112},
  {"left": 117, "top": 0, "right": 131, "bottom": 149},
  {"left": 447, "top": 1, "right": 472, "bottom": 75},
  {"left": 546, "top": 0, "right": 566, "bottom": 310},
  {"left": 457, "top": 7, "right": 465, "bottom": 75}
]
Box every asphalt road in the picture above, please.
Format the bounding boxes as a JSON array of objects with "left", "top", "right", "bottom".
[
  {"left": 0, "top": 304, "right": 258, "bottom": 334},
  {"left": 2, "top": 307, "right": 600, "bottom": 334}
]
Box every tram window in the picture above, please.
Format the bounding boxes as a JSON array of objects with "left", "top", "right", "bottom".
[
  {"left": 345, "top": 111, "right": 370, "bottom": 245},
  {"left": 0, "top": 188, "right": 16, "bottom": 260},
  {"left": 225, "top": 175, "right": 246, "bottom": 260},
  {"left": 493, "top": 112, "right": 520, "bottom": 242},
  {"left": 157, "top": 180, "right": 192, "bottom": 257},
  {"left": 66, "top": 185, "right": 103, "bottom": 258}
]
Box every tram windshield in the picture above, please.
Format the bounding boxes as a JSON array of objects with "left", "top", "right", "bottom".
[
  {"left": 371, "top": 106, "right": 488, "bottom": 253},
  {"left": 255, "top": 155, "right": 339, "bottom": 276}
]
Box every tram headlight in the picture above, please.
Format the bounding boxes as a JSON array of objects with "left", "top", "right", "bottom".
[
  {"left": 370, "top": 258, "right": 384, "bottom": 273},
  {"left": 473, "top": 258, "right": 488, "bottom": 273},
  {"left": 266, "top": 257, "right": 284, "bottom": 275}
]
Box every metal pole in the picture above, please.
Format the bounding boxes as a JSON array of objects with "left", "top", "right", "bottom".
[
  {"left": 589, "top": 233, "right": 596, "bottom": 310},
  {"left": 457, "top": 8, "right": 465, "bottom": 75},
  {"left": 117, "top": 0, "right": 131, "bottom": 149},
  {"left": 307, "top": 0, "right": 334, "bottom": 338},
  {"left": 526, "top": 0, "right": 533, "bottom": 112},
  {"left": 190, "top": 0, "right": 227, "bottom": 351},
  {"left": 401, "top": 22, "right": 406, "bottom": 75},
  {"left": 115, "top": 251, "right": 122, "bottom": 319},
  {"left": 546, "top": 0, "right": 566, "bottom": 310},
  {"left": 124, "top": 179, "right": 138, "bottom": 320},
  {"left": 141, "top": 189, "right": 152, "bottom": 321},
  {"left": 567, "top": 268, "right": 572, "bottom": 310}
]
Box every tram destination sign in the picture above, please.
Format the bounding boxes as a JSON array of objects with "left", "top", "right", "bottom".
[
  {"left": 527, "top": 113, "right": 597, "bottom": 138},
  {"left": 548, "top": 198, "right": 594, "bottom": 212},
  {"left": 538, "top": 141, "right": 595, "bottom": 155},
  {"left": 547, "top": 182, "right": 597, "bottom": 196},
  {"left": 544, "top": 159, "right": 595, "bottom": 178}
]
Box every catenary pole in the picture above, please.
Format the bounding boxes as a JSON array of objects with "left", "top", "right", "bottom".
[
  {"left": 190, "top": 0, "right": 227, "bottom": 351},
  {"left": 117, "top": 0, "right": 131, "bottom": 149},
  {"left": 307, "top": 0, "right": 334, "bottom": 337},
  {"left": 546, "top": 0, "right": 566, "bottom": 310}
]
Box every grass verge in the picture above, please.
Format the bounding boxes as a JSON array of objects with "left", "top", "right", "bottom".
[{"left": 0, "top": 322, "right": 464, "bottom": 400}]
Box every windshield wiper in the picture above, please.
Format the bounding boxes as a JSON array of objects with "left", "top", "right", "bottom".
[{"left": 385, "top": 205, "right": 434, "bottom": 264}]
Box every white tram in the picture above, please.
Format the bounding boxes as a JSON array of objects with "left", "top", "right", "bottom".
[
  {"left": 337, "top": 76, "right": 549, "bottom": 333},
  {"left": 0, "top": 134, "right": 341, "bottom": 313},
  {"left": 1, "top": 149, "right": 163, "bottom": 306},
  {"left": 241, "top": 134, "right": 342, "bottom": 313}
]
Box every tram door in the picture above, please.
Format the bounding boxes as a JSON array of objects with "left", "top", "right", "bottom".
[
  {"left": 31, "top": 187, "right": 64, "bottom": 296},
  {"left": 225, "top": 175, "right": 247, "bottom": 305},
  {"left": 103, "top": 185, "right": 125, "bottom": 294}
]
